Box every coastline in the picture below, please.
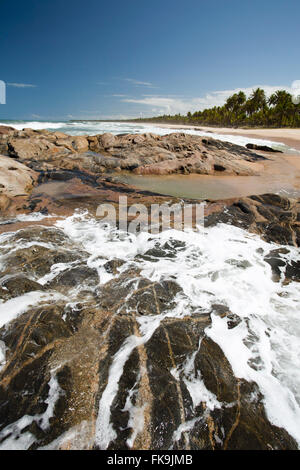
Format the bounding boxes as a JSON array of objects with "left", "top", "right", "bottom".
[
  {"left": 142, "top": 122, "right": 300, "bottom": 151},
  {"left": 1, "top": 123, "right": 300, "bottom": 214}
]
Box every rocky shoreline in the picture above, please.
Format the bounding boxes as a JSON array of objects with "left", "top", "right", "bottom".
[
  {"left": 0, "top": 125, "right": 299, "bottom": 450},
  {"left": 0, "top": 124, "right": 277, "bottom": 217}
]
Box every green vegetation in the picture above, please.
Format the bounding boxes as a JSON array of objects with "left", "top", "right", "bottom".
[{"left": 132, "top": 88, "right": 300, "bottom": 128}]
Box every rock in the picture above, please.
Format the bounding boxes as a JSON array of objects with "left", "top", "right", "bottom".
[
  {"left": 0, "top": 154, "right": 38, "bottom": 196},
  {"left": 99, "top": 133, "right": 116, "bottom": 150},
  {"left": 0, "top": 275, "right": 44, "bottom": 301},
  {"left": 0, "top": 128, "right": 267, "bottom": 177},
  {"left": 190, "top": 337, "right": 296, "bottom": 450},
  {"left": 0, "top": 194, "right": 14, "bottom": 214},
  {"left": 264, "top": 248, "right": 289, "bottom": 282},
  {"left": 246, "top": 143, "right": 283, "bottom": 153},
  {"left": 72, "top": 136, "right": 89, "bottom": 153},
  {"left": 0, "top": 125, "right": 14, "bottom": 135},
  {"left": 87, "top": 136, "right": 100, "bottom": 152},
  {"left": 205, "top": 193, "right": 300, "bottom": 247},
  {"left": 1, "top": 245, "right": 79, "bottom": 279},
  {"left": 0, "top": 226, "right": 84, "bottom": 279},
  {"left": 264, "top": 248, "right": 300, "bottom": 283},
  {"left": 46, "top": 265, "right": 99, "bottom": 290},
  {"left": 103, "top": 259, "right": 125, "bottom": 274},
  {"left": 138, "top": 239, "right": 186, "bottom": 262}
]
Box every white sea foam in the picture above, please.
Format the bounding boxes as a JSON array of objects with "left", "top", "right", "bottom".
[
  {"left": 122, "top": 379, "right": 146, "bottom": 449},
  {"left": 0, "top": 340, "right": 6, "bottom": 371},
  {"left": 55, "top": 214, "right": 300, "bottom": 446},
  {"left": 4, "top": 121, "right": 65, "bottom": 131},
  {"left": 172, "top": 417, "right": 202, "bottom": 444},
  {"left": 0, "top": 291, "right": 64, "bottom": 328}
]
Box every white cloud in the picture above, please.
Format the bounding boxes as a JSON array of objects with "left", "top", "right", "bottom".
[
  {"left": 122, "top": 78, "right": 156, "bottom": 88},
  {"left": 7, "top": 82, "right": 37, "bottom": 88},
  {"left": 111, "top": 94, "right": 129, "bottom": 97},
  {"left": 291, "top": 80, "right": 300, "bottom": 104},
  {"left": 121, "top": 84, "right": 298, "bottom": 115}
]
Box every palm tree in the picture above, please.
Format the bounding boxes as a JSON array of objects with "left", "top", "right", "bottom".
[
  {"left": 224, "top": 91, "right": 246, "bottom": 124},
  {"left": 268, "top": 90, "right": 294, "bottom": 126},
  {"left": 245, "top": 88, "right": 266, "bottom": 114}
]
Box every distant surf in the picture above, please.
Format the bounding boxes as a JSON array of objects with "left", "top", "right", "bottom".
[{"left": 1, "top": 120, "right": 297, "bottom": 154}]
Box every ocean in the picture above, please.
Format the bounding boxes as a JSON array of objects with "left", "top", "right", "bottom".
[{"left": 1, "top": 119, "right": 298, "bottom": 154}]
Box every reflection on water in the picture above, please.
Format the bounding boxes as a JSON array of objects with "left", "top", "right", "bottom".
[{"left": 118, "top": 173, "right": 300, "bottom": 200}]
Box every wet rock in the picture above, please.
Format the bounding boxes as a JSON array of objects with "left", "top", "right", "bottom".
[
  {"left": 1, "top": 244, "right": 80, "bottom": 279},
  {"left": 251, "top": 193, "right": 291, "bottom": 211},
  {"left": 145, "top": 318, "right": 203, "bottom": 449},
  {"left": 189, "top": 337, "right": 298, "bottom": 450},
  {"left": 103, "top": 259, "right": 125, "bottom": 274},
  {"left": 0, "top": 236, "right": 298, "bottom": 450},
  {"left": 263, "top": 223, "right": 294, "bottom": 246},
  {"left": 210, "top": 303, "right": 230, "bottom": 317},
  {"left": 246, "top": 143, "right": 283, "bottom": 153},
  {"left": 264, "top": 248, "right": 289, "bottom": 281},
  {"left": 196, "top": 337, "right": 237, "bottom": 403},
  {"left": 285, "top": 260, "right": 300, "bottom": 282},
  {"left": 46, "top": 265, "right": 99, "bottom": 290},
  {"left": 205, "top": 193, "right": 300, "bottom": 247},
  {"left": 98, "top": 271, "right": 182, "bottom": 316},
  {"left": 0, "top": 275, "right": 44, "bottom": 301},
  {"left": 126, "top": 279, "right": 182, "bottom": 316},
  {"left": 138, "top": 239, "right": 186, "bottom": 262}
]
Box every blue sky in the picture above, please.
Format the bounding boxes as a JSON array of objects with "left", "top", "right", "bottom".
[{"left": 0, "top": 0, "right": 299, "bottom": 120}]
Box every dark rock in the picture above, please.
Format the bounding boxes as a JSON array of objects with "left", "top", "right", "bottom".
[
  {"left": 138, "top": 239, "right": 186, "bottom": 262},
  {"left": 246, "top": 143, "right": 283, "bottom": 153},
  {"left": 103, "top": 259, "right": 125, "bottom": 274},
  {"left": 46, "top": 265, "right": 99, "bottom": 290},
  {"left": 213, "top": 164, "right": 226, "bottom": 172},
  {"left": 264, "top": 248, "right": 289, "bottom": 281},
  {"left": 196, "top": 337, "right": 237, "bottom": 403},
  {"left": 2, "top": 245, "right": 79, "bottom": 279},
  {"left": 285, "top": 260, "right": 300, "bottom": 282},
  {"left": 0, "top": 275, "right": 44, "bottom": 300}
]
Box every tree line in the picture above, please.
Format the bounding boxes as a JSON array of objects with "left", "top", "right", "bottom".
[{"left": 133, "top": 88, "right": 300, "bottom": 128}]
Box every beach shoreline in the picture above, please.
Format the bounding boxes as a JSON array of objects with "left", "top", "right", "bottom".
[{"left": 142, "top": 122, "right": 300, "bottom": 151}]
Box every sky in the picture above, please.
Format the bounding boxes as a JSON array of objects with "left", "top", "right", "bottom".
[{"left": 0, "top": 0, "right": 300, "bottom": 120}]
